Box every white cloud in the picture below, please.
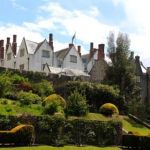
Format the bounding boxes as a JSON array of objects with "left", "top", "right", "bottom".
[
  {"left": 118, "top": 0, "right": 150, "bottom": 66},
  {"left": 39, "top": 2, "right": 118, "bottom": 49},
  {"left": 10, "top": 0, "right": 26, "bottom": 10}
]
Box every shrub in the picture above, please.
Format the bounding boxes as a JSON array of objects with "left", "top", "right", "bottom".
[
  {"left": 55, "top": 81, "right": 125, "bottom": 113},
  {"left": 11, "top": 74, "right": 28, "bottom": 84},
  {"left": 43, "top": 102, "right": 60, "bottom": 115},
  {"left": 66, "top": 90, "right": 89, "bottom": 116},
  {"left": 99, "top": 103, "right": 119, "bottom": 116},
  {"left": 16, "top": 82, "right": 32, "bottom": 92},
  {"left": 42, "top": 94, "right": 66, "bottom": 109},
  {"left": 0, "top": 124, "right": 35, "bottom": 145},
  {"left": 32, "top": 80, "right": 54, "bottom": 97},
  {"left": 17, "top": 91, "right": 42, "bottom": 105}
]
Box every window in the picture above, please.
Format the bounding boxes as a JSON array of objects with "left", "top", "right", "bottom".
[
  {"left": 20, "top": 49, "right": 25, "bottom": 57},
  {"left": 20, "top": 64, "right": 24, "bottom": 70},
  {"left": 58, "top": 60, "right": 62, "bottom": 68},
  {"left": 7, "top": 53, "right": 11, "bottom": 60},
  {"left": 136, "top": 76, "right": 141, "bottom": 82},
  {"left": 70, "top": 55, "right": 77, "bottom": 63},
  {"left": 42, "top": 50, "right": 50, "bottom": 58}
]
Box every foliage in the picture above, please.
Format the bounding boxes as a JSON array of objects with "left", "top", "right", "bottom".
[
  {"left": 99, "top": 103, "right": 119, "bottom": 116},
  {"left": 128, "top": 100, "right": 146, "bottom": 119},
  {"left": 17, "top": 91, "right": 42, "bottom": 105},
  {"left": 0, "top": 124, "right": 35, "bottom": 145},
  {"left": 55, "top": 81, "right": 125, "bottom": 113},
  {"left": 0, "top": 73, "right": 12, "bottom": 98},
  {"left": 43, "top": 94, "right": 66, "bottom": 109},
  {"left": 122, "top": 134, "right": 150, "bottom": 149},
  {"left": 42, "top": 102, "right": 61, "bottom": 115},
  {"left": 32, "top": 80, "right": 54, "bottom": 97},
  {"left": 106, "top": 32, "right": 139, "bottom": 102},
  {"left": 66, "top": 90, "right": 89, "bottom": 116},
  {"left": 0, "top": 115, "right": 122, "bottom": 146}
]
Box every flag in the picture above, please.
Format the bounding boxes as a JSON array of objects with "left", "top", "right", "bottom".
[{"left": 72, "top": 32, "right": 76, "bottom": 44}]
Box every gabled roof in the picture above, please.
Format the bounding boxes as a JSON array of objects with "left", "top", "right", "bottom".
[
  {"left": 55, "top": 48, "right": 70, "bottom": 60},
  {"left": 25, "top": 40, "right": 38, "bottom": 54},
  {"left": 81, "top": 48, "right": 98, "bottom": 63}
]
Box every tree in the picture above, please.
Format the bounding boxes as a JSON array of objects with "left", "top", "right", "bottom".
[{"left": 106, "top": 32, "right": 140, "bottom": 102}]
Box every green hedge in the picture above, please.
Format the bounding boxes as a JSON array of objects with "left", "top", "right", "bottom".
[
  {"left": 55, "top": 81, "right": 125, "bottom": 113},
  {"left": 122, "top": 134, "right": 150, "bottom": 149},
  {"left": 0, "top": 124, "right": 35, "bottom": 145},
  {"left": 0, "top": 115, "right": 122, "bottom": 146}
]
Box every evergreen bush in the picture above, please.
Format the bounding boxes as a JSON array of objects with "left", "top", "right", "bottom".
[
  {"left": 99, "top": 103, "right": 119, "bottom": 116},
  {"left": 66, "top": 90, "right": 89, "bottom": 116}
]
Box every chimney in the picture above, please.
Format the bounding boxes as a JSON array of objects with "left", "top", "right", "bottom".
[
  {"left": 90, "top": 42, "right": 94, "bottom": 58},
  {"left": 77, "top": 45, "right": 81, "bottom": 56},
  {"left": 130, "top": 51, "right": 134, "bottom": 60},
  {"left": 12, "top": 35, "right": 17, "bottom": 55},
  {"left": 49, "top": 33, "right": 54, "bottom": 50},
  {"left": 69, "top": 43, "right": 74, "bottom": 48},
  {"left": 97, "top": 44, "right": 105, "bottom": 60},
  {"left": 6, "top": 37, "right": 10, "bottom": 51},
  {"left": 0, "top": 40, "right": 4, "bottom": 59}
]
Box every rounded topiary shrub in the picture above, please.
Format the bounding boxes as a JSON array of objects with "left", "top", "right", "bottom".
[
  {"left": 42, "top": 94, "right": 66, "bottom": 109},
  {"left": 99, "top": 103, "right": 119, "bottom": 116}
]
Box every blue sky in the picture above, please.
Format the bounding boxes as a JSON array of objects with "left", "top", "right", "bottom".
[{"left": 0, "top": 0, "right": 150, "bottom": 67}]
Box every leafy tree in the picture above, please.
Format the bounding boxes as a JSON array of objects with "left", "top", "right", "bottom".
[{"left": 106, "top": 32, "right": 140, "bottom": 102}]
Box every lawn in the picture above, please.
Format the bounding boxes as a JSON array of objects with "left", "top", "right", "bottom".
[
  {"left": 0, "top": 99, "right": 43, "bottom": 116},
  {"left": 0, "top": 146, "right": 121, "bottom": 150},
  {"left": 122, "top": 116, "right": 150, "bottom": 135}
]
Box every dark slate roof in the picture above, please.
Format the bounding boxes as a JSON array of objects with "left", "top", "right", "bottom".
[{"left": 55, "top": 48, "right": 70, "bottom": 60}]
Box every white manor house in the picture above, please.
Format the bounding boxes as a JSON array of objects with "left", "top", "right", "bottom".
[{"left": 0, "top": 34, "right": 107, "bottom": 80}]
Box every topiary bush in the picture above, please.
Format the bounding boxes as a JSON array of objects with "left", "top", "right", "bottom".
[
  {"left": 0, "top": 124, "right": 35, "bottom": 145},
  {"left": 42, "top": 94, "right": 66, "bottom": 115},
  {"left": 42, "top": 94, "right": 66, "bottom": 109},
  {"left": 99, "top": 103, "right": 119, "bottom": 116}
]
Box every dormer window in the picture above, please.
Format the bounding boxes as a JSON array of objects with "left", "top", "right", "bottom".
[
  {"left": 42, "top": 50, "right": 50, "bottom": 58},
  {"left": 7, "top": 53, "right": 11, "bottom": 60},
  {"left": 20, "top": 49, "right": 25, "bottom": 57},
  {"left": 70, "top": 55, "right": 77, "bottom": 63}
]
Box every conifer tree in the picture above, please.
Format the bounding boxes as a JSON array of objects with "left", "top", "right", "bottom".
[{"left": 106, "top": 32, "right": 140, "bottom": 102}]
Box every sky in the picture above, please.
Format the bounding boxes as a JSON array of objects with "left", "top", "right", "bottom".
[{"left": 0, "top": 0, "right": 150, "bottom": 67}]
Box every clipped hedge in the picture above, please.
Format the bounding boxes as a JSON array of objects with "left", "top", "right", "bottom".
[
  {"left": 99, "top": 103, "right": 119, "bottom": 116},
  {"left": 122, "top": 134, "right": 150, "bottom": 149},
  {"left": 0, "top": 115, "right": 122, "bottom": 146},
  {"left": 0, "top": 124, "right": 35, "bottom": 145}
]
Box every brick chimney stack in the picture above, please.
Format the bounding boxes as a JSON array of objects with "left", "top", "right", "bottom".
[
  {"left": 12, "top": 35, "right": 17, "bottom": 55},
  {"left": 49, "top": 33, "right": 54, "bottom": 50},
  {"left": 6, "top": 37, "right": 10, "bottom": 51},
  {"left": 69, "top": 43, "right": 74, "bottom": 48},
  {"left": 90, "top": 42, "right": 94, "bottom": 58},
  {"left": 0, "top": 40, "right": 4, "bottom": 59},
  {"left": 77, "top": 45, "right": 81, "bottom": 56},
  {"left": 98, "top": 44, "right": 105, "bottom": 60}
]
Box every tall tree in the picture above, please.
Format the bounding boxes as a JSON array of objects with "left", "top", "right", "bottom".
[{"left": 106, "top": 32, "right": 140, "bottom": 102}]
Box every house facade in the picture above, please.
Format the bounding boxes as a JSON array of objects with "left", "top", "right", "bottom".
[{"left": 55, "top": 44, "right": 84, "bottom": 71}]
